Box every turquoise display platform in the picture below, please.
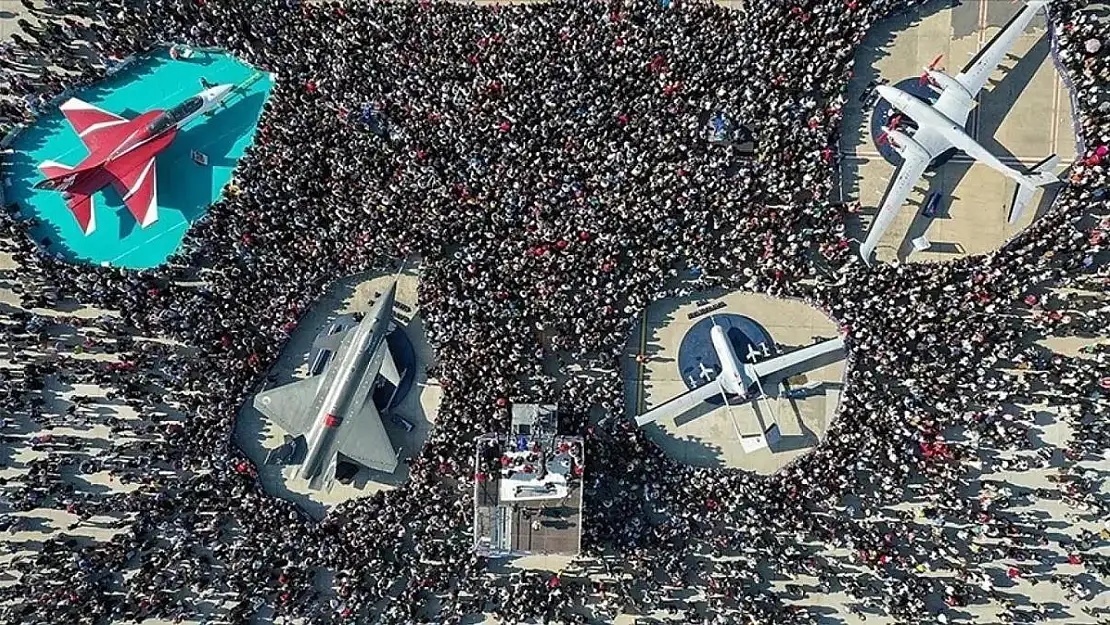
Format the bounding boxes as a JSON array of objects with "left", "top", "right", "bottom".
[{"left": 4, "top": 48, "right": 272, "bottom": 268}]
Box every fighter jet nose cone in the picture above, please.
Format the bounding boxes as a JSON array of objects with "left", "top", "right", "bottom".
[
  {"left": 206, "top": 85, "right": 234, "bottom": 104},
  {"left": 380, "top": 281, "right": 398, "bottom": 306},
  {"left": 368, "top": 281, "right": 399, "bottom": 322}
]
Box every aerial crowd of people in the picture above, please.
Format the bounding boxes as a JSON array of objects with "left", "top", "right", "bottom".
[{"left": 1, "top": 0, "right": 1109, "bottom": 623}]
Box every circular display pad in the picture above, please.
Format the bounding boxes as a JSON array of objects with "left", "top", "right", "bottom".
[
  {"left": 869, "top": 77, "right": 958, "bottom": 170},
  {"left": 676, "top": 313, "right": 773, "bottom": 405}
]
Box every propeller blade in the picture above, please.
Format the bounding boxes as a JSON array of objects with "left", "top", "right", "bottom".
[{"left": 928, "top": 53, "right": 944, "bottom": 70}]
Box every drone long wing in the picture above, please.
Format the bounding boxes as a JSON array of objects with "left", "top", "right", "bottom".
[
  {"left": 634, "top": 378, "right": 726, "bottom": 427},
  {"left": 953, "top": 1, "right": 1047, "bottom": 99},
  {"left": 751, "top": 337, "right": 846, "bottom": 382}
]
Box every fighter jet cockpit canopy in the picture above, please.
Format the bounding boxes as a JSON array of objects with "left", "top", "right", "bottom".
[{"left": 146, "top": 96, "right": 204, "bottom": 135}]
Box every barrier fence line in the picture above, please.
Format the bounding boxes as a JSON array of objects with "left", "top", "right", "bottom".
[{"left": 636, "top": 308, "right": 648, "bottom": 415}]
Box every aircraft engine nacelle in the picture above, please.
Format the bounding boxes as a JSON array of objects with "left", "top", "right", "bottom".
[
  {"left": 885, "top": 129, "right": 929, "bottom": 161},
  {"left": 924, "top": 70, "right": 973, "bottom": 103}
]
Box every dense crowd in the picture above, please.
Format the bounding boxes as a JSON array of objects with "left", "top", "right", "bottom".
[{"left": 1, "top": 0, "right": 1109, "bottom": 623}]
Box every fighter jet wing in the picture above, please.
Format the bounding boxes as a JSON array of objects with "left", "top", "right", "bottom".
[
  {"left": 954, "top": 1, "right": 1045, "bottom": 98},
  {"left": 751, "top": 337, "right": 845, "bottom": 381},
  {"left": 334, "top": 397, "right": 399, "bottom": 473},
  {"left": 634, "top": 378, "right": 726, "bottom": 427},
  {"left": 253, "top": 376, "right": 319, "bottom": 436},
  {"left": 108, "top": 158, "right": 159, "bottom": 229},
  {"left": 59, "top": 98, "right": 130, "bottom": 152},
  {"left": 35, "top": 161, "right": 97, "bottom": 234},
  {"left": 858, "top": 137, "right": 935, "bottom": 263},
  {"left": 331, "top": 342, "right": 399, "bottom": 473}
]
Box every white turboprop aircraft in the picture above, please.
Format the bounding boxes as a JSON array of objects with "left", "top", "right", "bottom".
[
  {"left": 860, "top": 0, "right": 1059, "bottom": 264},
  {"left": 633, "top": 322, "right": 845, "bottom": 428}
]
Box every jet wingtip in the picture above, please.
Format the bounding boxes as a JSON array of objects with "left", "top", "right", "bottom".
[
  {"left": 79, "top": 198, "right": 97, "bottom": 236},
  {"left": 139, "top": 205, "right": 159, "bottom": 229},
  {"left": 58, "top": 97, "right": 88, "bottom": 111}
]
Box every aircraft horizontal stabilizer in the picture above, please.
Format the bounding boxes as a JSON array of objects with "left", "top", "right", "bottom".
[
  {"left": 1029, "top": 154, "right": 1059, "bottom": 187},
  {"left": 65, "top": 191, "right": 97, "bottom": 235},
  {"left": 1008, "top": 155, "right": 1059, "bottom": 225},
  {"left": 37, "top": 160, "right": 73, "bottom": 181},
  {"left": 1009, "top": 183, "right": 1037, "bottom": 226}
]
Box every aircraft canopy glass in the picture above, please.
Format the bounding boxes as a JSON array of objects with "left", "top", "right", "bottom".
[{"left": 146, "top": 96, "right": 204, "bottom": 135}]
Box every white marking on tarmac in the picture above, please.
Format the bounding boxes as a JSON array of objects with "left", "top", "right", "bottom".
[
  {"left": 1050, "top": 65, "right": 1061, "bottom": 154},
  {"left": 970, "top": 0, "right": 989, "bottom": 140}
]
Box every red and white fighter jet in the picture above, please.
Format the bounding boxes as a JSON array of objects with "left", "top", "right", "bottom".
[{"left": 34, "top": 84, "right": 234, "bottom": 235}]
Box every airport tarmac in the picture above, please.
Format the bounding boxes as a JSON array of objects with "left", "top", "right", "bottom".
[
  {"left": 234, "top": 269, "right": 442, "bottom": 519},
  {"left": 625, "top": 291, "right": 845, "bottom": 473},
  {"left": 840, "top": 0, "right": 1078, "bottom": 264}
]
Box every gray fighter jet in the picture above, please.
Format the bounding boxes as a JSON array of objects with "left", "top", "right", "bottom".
[{"left": 254, "top": 282, "right": 403, "bottom": 490}]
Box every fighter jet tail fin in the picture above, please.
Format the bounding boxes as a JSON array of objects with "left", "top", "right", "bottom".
[
  {"left": 1008, "top": 154, "right": 1059, "bottom": 225},
  {"left": 34, "top": 160, "right": 99, "bottom": 192}
]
